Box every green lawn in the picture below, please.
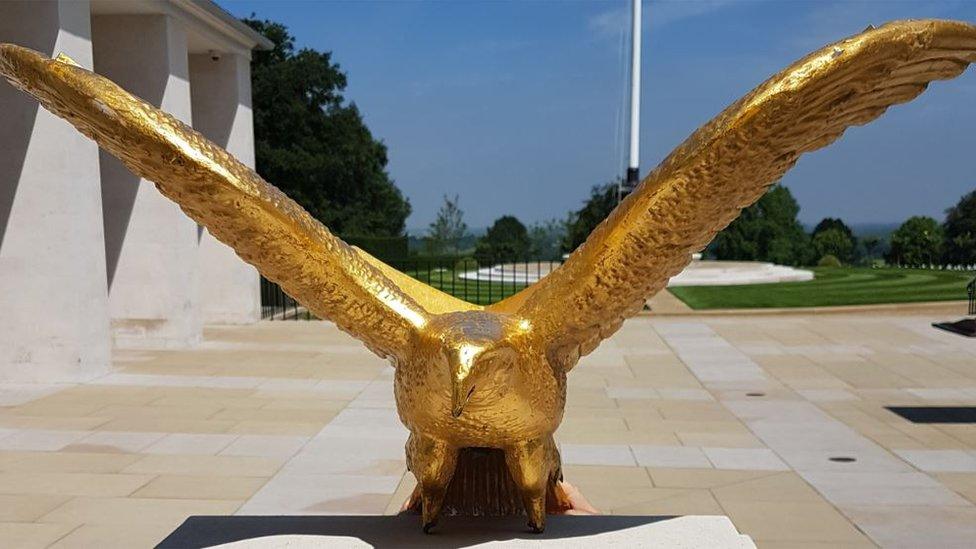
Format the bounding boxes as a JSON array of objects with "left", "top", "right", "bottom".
[
  {"left": 403, "top": 268, "right": 527, "bottom": 306},
  {"left": 668, "top": 267, "right": 975, "bottom": 310}
]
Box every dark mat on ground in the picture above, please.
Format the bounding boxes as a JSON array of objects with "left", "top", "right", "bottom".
[
  {"left": 932, "top": 318, "right": 976, "bottom": 337},
  {"left": 157, "top": 515, "right": 677, "bottom": 548},
  {"left": 887, "top": 406, "right": 976, "bottom": 424}
]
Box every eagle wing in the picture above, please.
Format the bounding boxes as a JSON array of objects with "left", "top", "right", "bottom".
[
  {"left": 0, "top": 44, "right": 481, "bottom": 361},
  {"left": 489, "top": 19, "right": 976, "bottom": 369}
]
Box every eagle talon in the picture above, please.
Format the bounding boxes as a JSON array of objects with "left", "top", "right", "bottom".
[
  {"left": 528, "top": 522, "right": 544, "bottom": 534},
  {"left": 423, "top": 521, "right": 437, "bottom": 534}
]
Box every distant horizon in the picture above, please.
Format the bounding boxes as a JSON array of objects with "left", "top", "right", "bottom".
[
  {"left": 220, "top": 0, "right": 976, "bottom": 230},
  {"left": 405, "top": 220, "right": 907, "bottom": 239}
]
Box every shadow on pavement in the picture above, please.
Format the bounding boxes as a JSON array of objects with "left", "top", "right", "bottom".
[{"left": 157, "top": 514, "right": 678, "bottom": 548}]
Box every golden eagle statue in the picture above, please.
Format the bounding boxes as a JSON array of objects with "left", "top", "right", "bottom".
[{"left": 2, "top": 19, "right": 975, "bottom": 533}]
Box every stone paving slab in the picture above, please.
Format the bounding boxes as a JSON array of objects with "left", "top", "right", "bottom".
[{"left": 0, "top": 314, "right": 973, "bottom": 546}]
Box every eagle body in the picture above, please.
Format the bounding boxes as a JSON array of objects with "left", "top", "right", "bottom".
[
  {"left": 3, "top": 19, "right": 974, "bottom": 533},
  {"left": 393, "top": 311, "right": 569, "bottom": 530}
]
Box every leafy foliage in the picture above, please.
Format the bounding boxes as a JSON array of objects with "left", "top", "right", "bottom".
[
  {"left": 858, "top": 235, "right": 886, "bottom": 265},
  {"left": 528, "top": 219, "right": 567, "bottom": 261},
  {"left": 476, "top": 216, "right": 531, "bottom": 263},
  {"left": 812, "top": 228, "right": 854, "bottom": 265},
  {"left": 709, "top": 185, "right": 814, "bottom": 266},
  {"left": 425, "top": 195, "right": 468, "bottom": 255},
  {"left": 562, "top": 182, "right": 618, "bottom": 253},
  {"left": 817, "top": 254, "right": 842, "bottom": 268},
  {"left": 243, "top": 18, "right": 410, "bottom": 237},
  {"left": 942, "top": 189, "right": 976, "bottom": 265},
  {"left": 812, "top": 218, "right": 856, "bottom": 263},
  {"left": 887, "top": 216, "right": 944, "bottom": 266}
]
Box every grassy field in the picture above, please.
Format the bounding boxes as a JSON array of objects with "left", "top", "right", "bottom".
[
  {"left": 402, "top": 268, "right": 527, "bottom": 305},
  {"left": 669, "top": 267, "right": 975, "bottom": 310}
]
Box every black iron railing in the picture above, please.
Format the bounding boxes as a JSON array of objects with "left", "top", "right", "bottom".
[
  {"left": 968, "top": 276, "right": 975, "bottom": 316},
  {"left": 260, "top": 257, "right": 563, "bottom": 320},
  {"left": 260, "top": 277, "right": 313, "bottom": 320},
  {"left": 390, "top": 257, "right": 562, "bottom": 306}
]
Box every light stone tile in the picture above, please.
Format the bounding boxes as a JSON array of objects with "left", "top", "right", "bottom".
[
  {"left": 40, "top": 496, "right": 241, "bottom": 525},
  {"left": 710, "top": 472, "right": 823, "bottom": 503},
  {"left": 560, "top": 444, "right": 637, "bottom": 466},
  {"left": 220, "top": 435, "right": 309, "bottom": 459},
  {"left": 257, "top": 378, "right": 322, "bottom": 391},
  {"left": 0, "top": 471, "right": 152, "bottom": 497},
  {"left": 658, "top": 388, "right": 714, "bottom": 401},
  {"left": 797, "top": 389, "right": 858, "bottom": 402},
  {"left": 774, "top": 446, "right": 912, "bottom": 473},
  {"left": 905, "top": 388, "right": 975, "bottom": 401},
  {"left": 0, "top": 522, "right": 78, "bottom": 549},
  {"left": 314, "top": 423, "right": 410, "bottom": 442},
  {"left": 562, "top": 465, "right": 653, "bottom": 488},
  {"left": 720, "top": 499, "right": 869, "bottom": 544},
  {"left": 282, "top": 451, "right": 406, "bottom": 477},
  {"left": 0, "top": 430, "right": 87, "bottom": 451},
  {"left": 48, "top": 523, "right": 174, "bottom": 549},
  {"left": 800, "top": 471, "right": 971, "bottom": 507},
  {"left": 122, "top": 454, "right": 284, "bottom": 477},
  {"left": 893, "top": 449, "right": 976, "bottom": 473},
  {"left": 227, "top": 420, "right": 325, "bottom": 436},
  {"left": 0, "top": 384, "right": 70, "bottom": 406},
  {"left": 675, "top": 432, "right": 764, "bottom": 449},
  {"left": 65, "top": 431, "right": 165, "bottom": 454},
  {"left": 133, "top": 475, "right": 268, "bottom": 500},
  {"left": 606, "top": 387, "right": 659, "bottom": 400},
  {"left": 631, "top": 445, "right": 712, "bottom": 468},
  {"left": 702, "top": 447, "right": 789, "bottom": 471},
  {"left": 0, "top": 451, "right": 141, "bottom": 473},
  {"left": 304, "top": 435, "right": 405, "bottom": 459},
  {"left": 647, "top": 468, "right": 773, "bottom": 490},
  {"left": 843, "top": 505, "right": 976, "bottom": 548},
  {"left": 238, "top": 473, "right": 402, "bottom": 515},
  {"left": 0, "top": 493, "right": 71, "bottom": 521},
  {"left": 144, "top": 433, "right": 239, "bottom": 455}
]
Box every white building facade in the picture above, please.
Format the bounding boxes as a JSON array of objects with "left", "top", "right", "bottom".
[{"left": 0, "top": 0, "right": 271, "bottom": 381}]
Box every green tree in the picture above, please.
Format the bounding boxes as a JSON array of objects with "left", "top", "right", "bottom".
[
  {"left": 425, "top": 195, "right": 468, "bottom": 255},
  {"left": 812, "top": 218, "right": 856, "bottom": 263},
  {"left": 528, "top": 219, "right": 567, "bottom": 260},
  {"left": 475, "top": 216, "right": 531, "bottom": 263},
  {"left": 562, "top": 182, "right": 617, "bottom": 253},
  {"left": 942, "top": 189, "right": 976, "bottom": 265},
  {"left": 710, "top": 185, "right": 814, "bottom": 266},
  {"left": 812, "top": 228, "right": 854, "bottom": 265},
  {"left": 857, "top": 235, "right": 886, "bottom": 266},
  {"left": 887, "top": 216, "right": 944, "bottom": 266},
  {"left": 243, "top": 18, "right": 410, "bottom": 236}
]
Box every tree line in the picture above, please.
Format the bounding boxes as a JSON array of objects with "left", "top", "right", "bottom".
[{"left": 556, "top": 181, "right": 976, "bottom": 268}]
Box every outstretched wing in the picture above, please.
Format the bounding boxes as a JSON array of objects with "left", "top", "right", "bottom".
[
  {"left": 0, "top": 44, "right": 462, "bottom": 361},
  {"left": 490, "top": 19, "right": 976, "bottom": 369}
]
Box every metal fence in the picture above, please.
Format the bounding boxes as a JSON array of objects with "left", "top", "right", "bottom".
[
  {"left": 260, "top": 277, "right": 313, "bottom": 320},
  {"left": 968, "top": 276, "right": 975, "bottom": 316},
  {"left": 260, "top": 257, "right": 563, "bottom": 320}
]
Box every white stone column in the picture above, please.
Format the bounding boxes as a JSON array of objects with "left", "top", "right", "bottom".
[
  {"left": 189, "top": 53, "right": 261, "bottom": 325},
  {"left": 92, "top": 14, "right": 201, "bottom": 348},
  {"left": 0, "top": 0, "right": 111, "bottom": 382}
]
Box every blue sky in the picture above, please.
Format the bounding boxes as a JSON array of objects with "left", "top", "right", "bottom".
[{"left": 219, "top": 0, "right": 976, "bottom": 233}]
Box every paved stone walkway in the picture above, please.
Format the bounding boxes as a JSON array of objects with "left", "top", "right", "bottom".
[{"left": 0, "top": 312, "right": 974, "bottom": 547}]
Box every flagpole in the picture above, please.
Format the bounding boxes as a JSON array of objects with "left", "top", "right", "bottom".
[{"left": 621, "top": 0, "right": 642, "bottom": 200}]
